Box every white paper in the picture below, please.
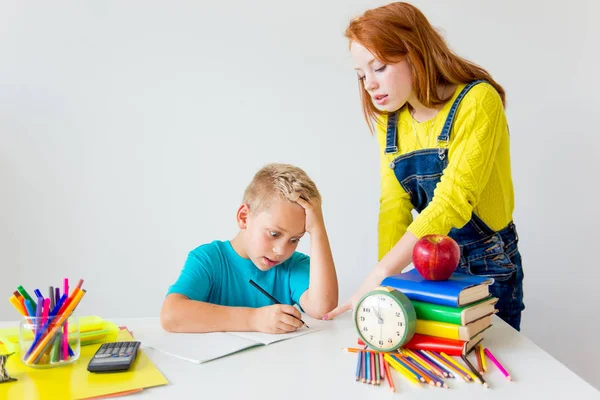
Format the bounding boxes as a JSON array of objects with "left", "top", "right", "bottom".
[
  {"left": 137, "top": 326, "right": 321, "bottom": 364},
  {"left": 137, "top": 331, "right": 261, "bottom": 364},
  {"left": 229, "top": 325, "right": 320, "bottom": 345}
]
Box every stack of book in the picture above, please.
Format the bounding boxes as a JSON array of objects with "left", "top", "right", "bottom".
[{"left": 381, "top": 268, "right": 497, "bottom": 356}]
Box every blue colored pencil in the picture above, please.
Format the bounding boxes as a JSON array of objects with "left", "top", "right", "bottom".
[{"left": 355, "top": 350, "right": 362, "bottom": 381}]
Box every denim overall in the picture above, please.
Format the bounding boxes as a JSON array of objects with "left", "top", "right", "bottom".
[{"left": 385, "top": 81, "right": 525, "bottom": 330}]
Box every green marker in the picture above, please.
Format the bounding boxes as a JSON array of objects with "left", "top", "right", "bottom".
[{"left": 17, "top": 285, "right": 37, "bottom": 314}]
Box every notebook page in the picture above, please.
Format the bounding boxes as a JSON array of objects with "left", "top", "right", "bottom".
[{"left": 137, "top": 330, "right": 261, "bottom": 364}]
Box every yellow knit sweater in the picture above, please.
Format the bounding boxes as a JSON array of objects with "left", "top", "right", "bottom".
[{"left": 376, "top": 82, "right": 514, "bottom": 261}]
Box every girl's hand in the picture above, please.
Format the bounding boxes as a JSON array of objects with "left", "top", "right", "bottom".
[{"left": 322, "top": 301, "right": 353, "bottom": 321}]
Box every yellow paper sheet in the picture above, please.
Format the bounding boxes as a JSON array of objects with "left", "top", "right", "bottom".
[
  {"left": 0, "top": 329, "right": 169, "bottom": 400},
  {"left": 0, "top": 316, "right": 117, "bottom": 354}
]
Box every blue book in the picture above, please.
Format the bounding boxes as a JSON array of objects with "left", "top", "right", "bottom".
[{"left": 381, "top": 269, "right": 494, "bottom": 308}]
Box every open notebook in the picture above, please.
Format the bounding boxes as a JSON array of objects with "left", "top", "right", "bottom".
[{"left": 136, "top": 326, "right": 320, "bottom": 364}]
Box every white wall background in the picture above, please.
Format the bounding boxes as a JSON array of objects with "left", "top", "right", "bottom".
[{"left": 1, "top": 0, "right": 598, "bottom": 390}]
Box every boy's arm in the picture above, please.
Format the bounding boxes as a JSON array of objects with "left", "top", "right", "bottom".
[
  {"left": 296, "top": 197, "right": 339, "bottom": 319},
  {"left": 160, "top": 294, "right": 305, "bottom": 333},
  {"left": 160, "top": 294, "right": 256, "bottom": 333}
]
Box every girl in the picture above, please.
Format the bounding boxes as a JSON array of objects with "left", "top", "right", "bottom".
[{"left": 325, "top": 2, "right": 524, "bottom": 330}]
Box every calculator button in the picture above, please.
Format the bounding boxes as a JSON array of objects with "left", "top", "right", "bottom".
[{"left": 95, "top": 354, "right": 112, "bottom": 358}]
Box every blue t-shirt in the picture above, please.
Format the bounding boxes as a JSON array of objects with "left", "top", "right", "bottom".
[{"left": 167, "top": 240, "right": 310, "bottom": 308}]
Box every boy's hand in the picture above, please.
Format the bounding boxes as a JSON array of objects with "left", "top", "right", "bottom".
[
  {"left": 252, "top": 304, "right": 304, "bottom": 334},
  {"left": 296, "top": 197, "right": 325, "bottom": 234}
]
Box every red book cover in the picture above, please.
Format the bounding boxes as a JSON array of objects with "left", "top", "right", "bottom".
[{"left": 403, "top": 333, "right": 474, "bottom": 356}]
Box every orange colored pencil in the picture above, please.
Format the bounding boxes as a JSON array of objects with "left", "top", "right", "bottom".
[
  {"left": 342, "top": 347, "right": 393, "bottom": 355},
  {"left": 384, "top": 360, "right": 395, "bottom": 392}
]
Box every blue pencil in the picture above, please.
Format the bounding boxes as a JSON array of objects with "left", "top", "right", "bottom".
[
  {"left": 24, "top": 299, "right": 36, "bottom": 320},
  {"left": 366, "top": 349, "right": 371, "bottom": 384},
  {"left": 355, "top": 350, "right": 362, "bottom": 381},
  {"left": 392, "top": 354, "right": 424, "bottom": 382}
]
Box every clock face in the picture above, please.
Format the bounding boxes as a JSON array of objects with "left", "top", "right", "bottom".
[{"left": 355, "top": 292, "right": 409, "bottom": 351}]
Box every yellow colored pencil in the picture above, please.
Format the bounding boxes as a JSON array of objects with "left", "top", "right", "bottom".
[
  {"left": 384, "top": 354, "right": 421, "bottom": 386},
  {"left": 441, "top": 352, "right": 477, "bottom": 381},
  {"left": 426, "top": 351, "right": 471, "bottom": 382},
  {"left": 9, "top": 295, "right": 27, "bottom": 317},
  {"left": 479, "top": 344, "right": 487, "bottom": 372}
]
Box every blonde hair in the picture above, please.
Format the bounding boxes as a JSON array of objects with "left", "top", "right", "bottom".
[{"left": 243, "top": 163, "right": 321, "bottom": 213}]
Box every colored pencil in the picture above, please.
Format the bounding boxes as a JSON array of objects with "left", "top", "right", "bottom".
[
  {"left": 461, "top": 355, "right": 489, "bottom": 388},
  {"left": 475, "top": 344, "right": 484, "bottom": 374},
  {"left": 479, "top": 344, "right": 487, "bottom": 372},
  {"left": 418, "top": 350, "right": 455, "bottom": 378},
  {"left": 25, "top": 289, "right": 86, "bottom": 364},
  {"left": 17, "top": 286, "right": 37, "bottom": 313},
  {"left": 391, "top": 355, "right": 424, "bottom": 383},
  {"left": 384, "top": 360, "right": 395, "bottom": 392},
  {"left": 62, "top": 278, "right": 69, "bottom": 361},
  {"left": 342, "top": 347, "right": 394, "bottom": 355},
  {"left": 404, "top": 353, "right": 447, "bottom": 387},
  {"left": 373, "top": 351, "right": 379, "bottom": 385},
  {"left": 406, "top": 349, "right": 448, "bottom": 378},
  {"left": 384, "top": 354, "right": 421, "bottom": 386},
  {"left": 484, "top": 348, "right": 512, "bottom": 381},
  {"left": 402, "top": 355, "right": 438, "bottom": 386},
  {"left": 441, "top": 352, "right": 476, "bottom": 381},
  {"left": 365, "top": 347, "right": 371, "bottom": 384},
  {"left": 9, "top": 295, "right": 26, "bottom": 317},
  {"left": 361, "top": 349, "right": 366, "bottom": 383},
  {"left": 426, "top": 351, "right": 471, "bottom": 382},
  {"left": 355, "top": 350, "right": 362, "bottom": 381}
]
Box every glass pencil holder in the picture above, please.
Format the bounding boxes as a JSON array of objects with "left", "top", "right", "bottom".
[{"left": 19, "top": 313, "right": 80, "bottom": 368}]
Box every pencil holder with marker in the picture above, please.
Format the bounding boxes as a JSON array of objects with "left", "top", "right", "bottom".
[{"left": 19, "top": 313, "right": 81, "bottom": 368}]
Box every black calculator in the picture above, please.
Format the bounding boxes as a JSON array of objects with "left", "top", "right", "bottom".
[{"left": 87, "top": 341, "right": 141, "bottom": 373}]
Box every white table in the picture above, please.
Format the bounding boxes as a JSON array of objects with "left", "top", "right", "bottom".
[
  {"left": 112, "top": 314, "right": 598, "bottom": 399},
  {"left": 2, "top": 314, "right": 598, "bottom": 399}
]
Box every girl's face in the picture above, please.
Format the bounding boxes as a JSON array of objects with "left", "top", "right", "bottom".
[{"left": 350, "top": 41, "right": 414, "bottom": 112}]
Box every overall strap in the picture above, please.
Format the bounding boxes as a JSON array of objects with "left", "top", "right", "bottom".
[
  {"left": 384, "top": 111, "right": 399, "bottom": 154},
  {"left": 437, "top": 80, "right": 487, "bottom": 159}
]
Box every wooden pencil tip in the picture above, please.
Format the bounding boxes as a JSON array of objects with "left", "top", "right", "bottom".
[
  {"left": 484, "top": 382, "right": 490, "bottom": 388},
  {"left": 507, "top": 376, "right": 512, "bottom": 381}
]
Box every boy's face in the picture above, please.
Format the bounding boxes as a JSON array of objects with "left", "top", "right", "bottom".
[{"left": 241, "top": 198, "right": 306, "bottom": 271}]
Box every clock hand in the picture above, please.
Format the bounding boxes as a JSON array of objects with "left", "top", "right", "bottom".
[{"left": 375, "top": 299, "right": 383, "bottom": 324}]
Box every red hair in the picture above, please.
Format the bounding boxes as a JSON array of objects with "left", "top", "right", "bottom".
[{"left": 346, "top": 2, "right": 506, "bottom": 132}]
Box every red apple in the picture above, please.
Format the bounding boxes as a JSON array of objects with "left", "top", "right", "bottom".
[{"left": 412, "top": 234, "right": 460, "bottom": 281}]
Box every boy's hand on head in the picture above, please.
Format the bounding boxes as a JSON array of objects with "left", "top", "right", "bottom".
[
  {"left": 252, "top": 304, "right": 304, "bottom": 334},
  {"left": 296, "top": 197, "right": 325, "bottom": 234}
]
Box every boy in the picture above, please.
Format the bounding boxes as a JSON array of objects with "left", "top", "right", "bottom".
[{"left": 160, "top": 163, "right": 339, "bottom": 334}]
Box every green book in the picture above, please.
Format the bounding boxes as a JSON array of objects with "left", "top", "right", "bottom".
[{"left": 411, "top": 297, "right": 498, "bottom": 325}]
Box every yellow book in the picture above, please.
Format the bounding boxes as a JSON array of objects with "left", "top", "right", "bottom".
[
  {"left": 415, "top": 314, "right": 492, "bottom": 341},
  {"left": 0, "top": 329, "right": 168, "bottom": 400}
]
